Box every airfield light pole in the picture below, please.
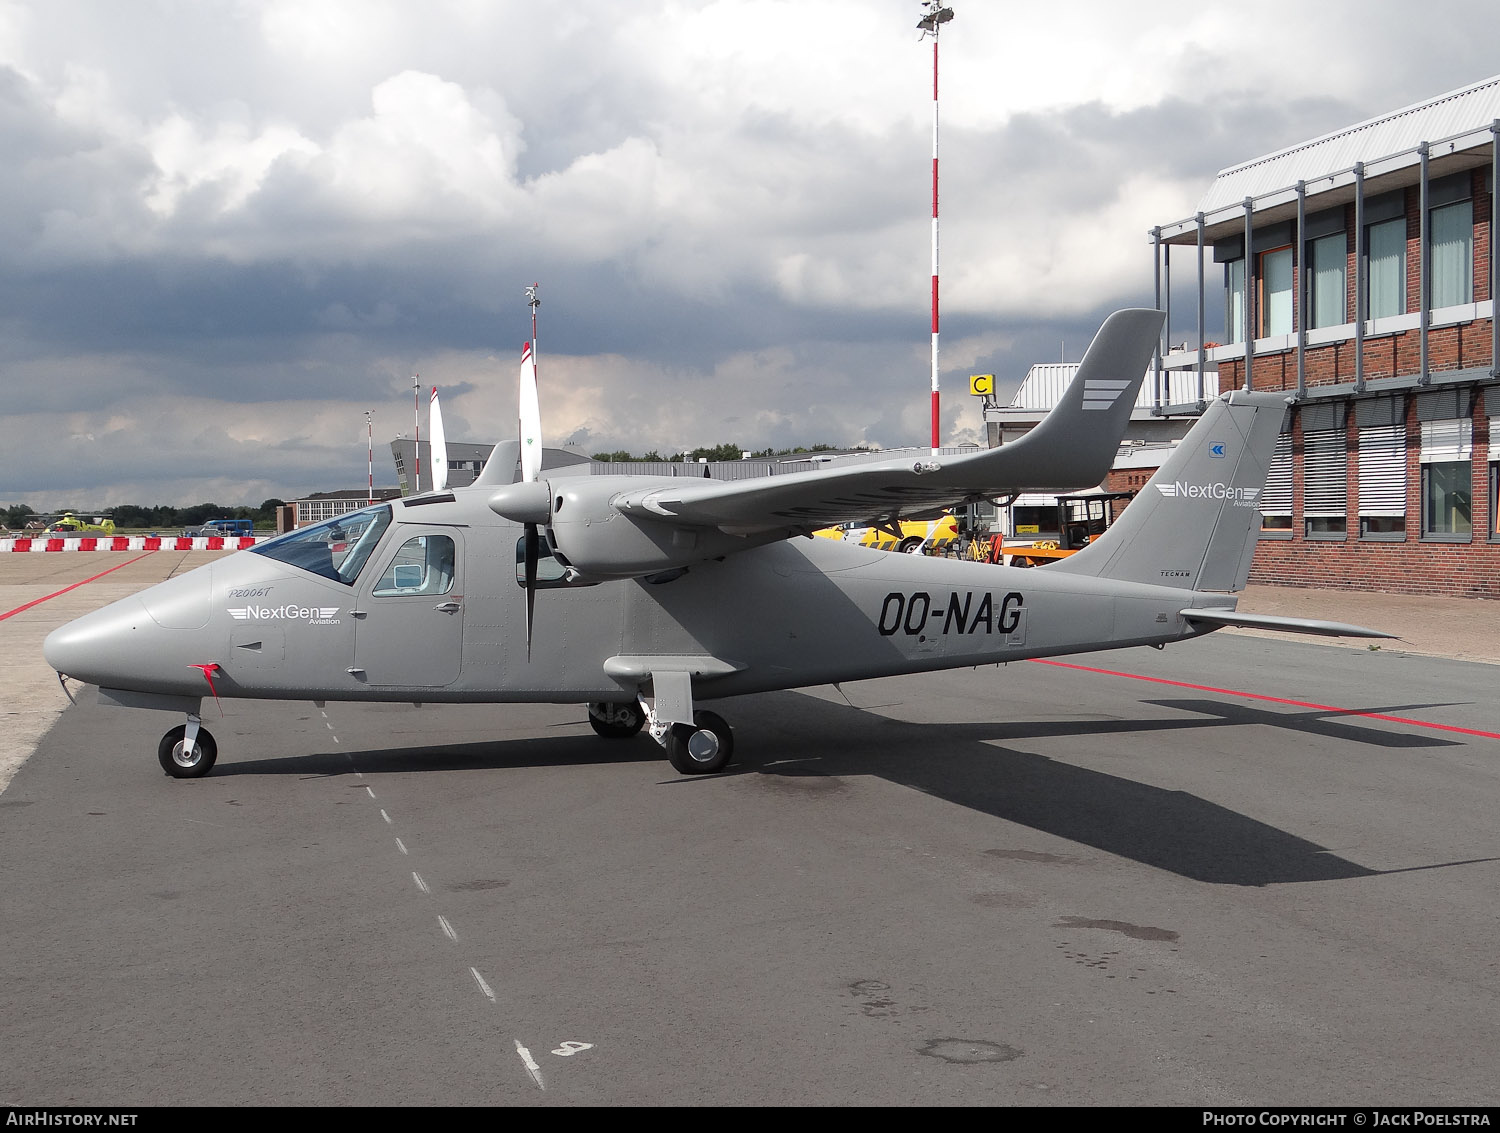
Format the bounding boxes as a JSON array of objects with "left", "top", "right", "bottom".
[
  {"left": 918, "top": 2, "right": 955, "bottom": 456},
  {"left": 412, "top": 375, "right": 421, "bottom": 494}
]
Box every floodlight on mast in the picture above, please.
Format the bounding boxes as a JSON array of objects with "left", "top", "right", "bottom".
[{"left": 412, "top": 375, "right": 421, "bottom": 494}]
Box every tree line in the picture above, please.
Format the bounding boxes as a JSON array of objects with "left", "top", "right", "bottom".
[
  {"left": 4, "top": 500, "right": 286, "bottom": 531},
  {"left": 589, "top": 443, "right": 850, "bottom": 463}
]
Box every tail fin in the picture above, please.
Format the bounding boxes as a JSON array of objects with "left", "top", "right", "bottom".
[
  {"left": 1051, "top": 389, "right": 1288, "bottom": 592},
  {"left": 471, "top": 440, "right": 522, "bottom": 488},
  {"left": 984, "top": 308, "right": 1164, "bottom": 490}
]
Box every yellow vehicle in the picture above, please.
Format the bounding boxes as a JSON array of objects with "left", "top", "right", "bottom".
[
  {"left": 813, "top": 513, "right": 959, "bottom": 555},
  {"left": 42, "top": 513, "right": 116, "bottom": 536}
]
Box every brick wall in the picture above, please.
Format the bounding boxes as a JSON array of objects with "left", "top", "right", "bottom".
[{"left": 1247, "top": 391, "right": 1497, "bottom": 597}]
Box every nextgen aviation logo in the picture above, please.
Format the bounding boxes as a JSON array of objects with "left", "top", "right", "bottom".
[
  {"left": 1156, "top": 481, "right": 1262, "bottom": 508},
  {"left": 229, "top": 605, "right": 341, "bottom": 624}
]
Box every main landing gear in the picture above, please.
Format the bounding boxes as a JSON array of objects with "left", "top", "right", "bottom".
[
  {"left": 663, "top": 710, "right": 734, "bottom": 775},
  {"left": 158, "top": 715, "right": 218, "bottom": 778},
  {"left": 587, "top": 700, "right": 645, "bottom": 739},
  {"left": 586, "top": 696, "right": 736, "bottom": 775}
]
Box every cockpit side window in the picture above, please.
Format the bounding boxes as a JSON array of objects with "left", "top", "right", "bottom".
[
  {"left": 515, "top": 534, "right": 570, "bottom": 588},
  {"left": 247, "top": 505, "right": 393, "bottom": 585},
  {"left": 373, "top": 535, "right": 456, "bottom": 596}
]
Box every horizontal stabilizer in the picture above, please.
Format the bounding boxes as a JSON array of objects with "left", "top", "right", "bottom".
[{"left": 1181, "top": 609, "right": 1395, "bottom": 639}]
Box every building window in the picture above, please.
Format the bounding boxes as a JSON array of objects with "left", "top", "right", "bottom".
[
  {"left": 1226, "top": 258, "right": 1246, "bottom": 344},
  {"left": 1491, "top": 414, "right": 1500, "bottom": 542},
  {"left": 1302, "top": 428, "right": 1347, "bottom": 538},
  {"left": 1259, "top": 246, "right": 1293, "bottom": 336},
  {"left": 1491, "top": 457, "right": 1499, "bottom": 541},
  {"left": 1260, "top": 432, "right": 1293, "bottom": 536},
  {"left": 1430, "top": 200, "right": 1473, "bottom": 308},
  {"left": 1358, "top": 423, "right": 1406, "bottom": 540},
  {"left": 1366, "top": 217, "right": 1406, "bottom": 320},
  {"left": 1309, "top": 232, "right": 1347, "bottom": 329},
  {"left": 1420, "top": 418, "right": 1472, "bottom": 540}
]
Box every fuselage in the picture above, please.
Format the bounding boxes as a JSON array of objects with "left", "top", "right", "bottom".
[{"left": 43, "top": 486, "right": 1233, "bottom": 707}]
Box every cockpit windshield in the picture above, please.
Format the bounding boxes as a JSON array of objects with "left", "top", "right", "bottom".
[{"left": 247, "top": 505, "right": 392, "bottom": 584}]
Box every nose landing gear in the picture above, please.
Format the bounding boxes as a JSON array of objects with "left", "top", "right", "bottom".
[{"left": 158, "top": 716, "right": 218, "bottom": 778}]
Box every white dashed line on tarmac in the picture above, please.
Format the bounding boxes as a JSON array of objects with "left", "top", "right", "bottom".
[
  {"left": 515, "top": 1041, "right": 545, "bottom": 1090},
  {"left": 327, "top": 714, "right": 559, "bottom": 1096},
  {"left": 470, "top": 967, "right": 495, "bottom": 1002}
]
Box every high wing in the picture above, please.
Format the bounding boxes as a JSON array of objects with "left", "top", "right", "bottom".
[
  {"left": 489, "top": 307, "right": 1164, "bottom": 580},
  {"left": 609, "top": 308, "right": 1163, "bottom": 534}
]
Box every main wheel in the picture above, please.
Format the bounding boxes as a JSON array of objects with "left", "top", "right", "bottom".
[
  {"left": 588, "top": 701, "right": 645, "bottom": 739},
  {"left": 157, "top": 724, "right": 218, "bottom": 778},
  {"left": 665, "top": 710, "right": 734, "bottom": 775}
]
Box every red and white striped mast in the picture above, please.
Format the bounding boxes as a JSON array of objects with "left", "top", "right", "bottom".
[
  {"left": 411, "top": 375, "right": 421, "bottom": 493},
  {"left": 918, "top": 2, "right": 954, "bottom": 456}
]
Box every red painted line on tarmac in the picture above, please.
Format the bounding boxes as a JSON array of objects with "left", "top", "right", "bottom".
[
  {"left": 1030, "top": 657, "right": 1500, "bottom": 741},
  {"left": 0, "top": 550, "right": 157, "bottom": 622}
]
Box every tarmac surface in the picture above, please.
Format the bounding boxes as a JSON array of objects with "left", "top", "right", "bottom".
[{"left": 1, "top": 550, "right": 1498, "bottom": 1105}]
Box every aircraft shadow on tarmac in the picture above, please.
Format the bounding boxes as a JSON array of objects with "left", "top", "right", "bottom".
[{"left": 197, "top": 686, "right": 1489, "bottom": 889}]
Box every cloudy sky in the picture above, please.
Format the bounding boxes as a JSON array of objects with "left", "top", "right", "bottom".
[{"left": 3, "top": 0, "right": 1498, "bottom": 508}]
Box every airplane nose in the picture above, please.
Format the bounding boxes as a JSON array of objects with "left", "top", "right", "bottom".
[
  {"left": 44, "top": 567, "right": 217, "bottom": 696},
  {"left": 44, "top": 596, "right": 159, "bottom": 688}
]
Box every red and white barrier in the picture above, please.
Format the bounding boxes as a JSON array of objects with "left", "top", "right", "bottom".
[{"left": 0, "top": 535, "right": 262, "bottom": 553}]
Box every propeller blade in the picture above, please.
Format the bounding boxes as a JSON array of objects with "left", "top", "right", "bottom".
[
  {"left": 428, "top": 386, "right": 448, "bottom": 491},
  {"left": 523, "top": 521, "right": 540, "bottom": 661},
  {"left": 519, "top": 341, "right": 541, "bottom": 483},
  {"left": 517, "top": 329, "right": 544, "bottom": 661}
]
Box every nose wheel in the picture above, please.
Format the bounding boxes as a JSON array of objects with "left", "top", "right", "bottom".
[{"left": 158, "top": 720, "right": 218, "bottom": 778}]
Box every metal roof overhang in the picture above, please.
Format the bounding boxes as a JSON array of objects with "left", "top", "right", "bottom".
[
  {"left": 1160, "top": 132, "right": 1494, "bottom": 246},
  {"left": 1285, "top": 364, "right": 1497, "bottom": 406}
]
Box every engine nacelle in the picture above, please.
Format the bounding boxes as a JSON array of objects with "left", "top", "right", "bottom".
[{"left": 544, "top": 477, "right": 779, "bottom": 581}]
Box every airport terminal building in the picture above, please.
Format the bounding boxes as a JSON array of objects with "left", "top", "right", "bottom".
[{"left": 1151, "top": 75, "right": 1500, "bottom": 597}]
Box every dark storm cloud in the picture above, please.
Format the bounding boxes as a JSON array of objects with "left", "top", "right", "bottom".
[{"left": 3, "top": 1, "right": 1499, "bottom": 507}]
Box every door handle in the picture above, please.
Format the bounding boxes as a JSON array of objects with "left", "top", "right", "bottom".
[{"left": 433, "top": 601, "right": 461, "bottom": 613}]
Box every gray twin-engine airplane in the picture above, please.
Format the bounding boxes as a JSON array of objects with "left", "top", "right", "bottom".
[{"left": 43, "top": 308, "right": 1388, "bottom": 779}]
